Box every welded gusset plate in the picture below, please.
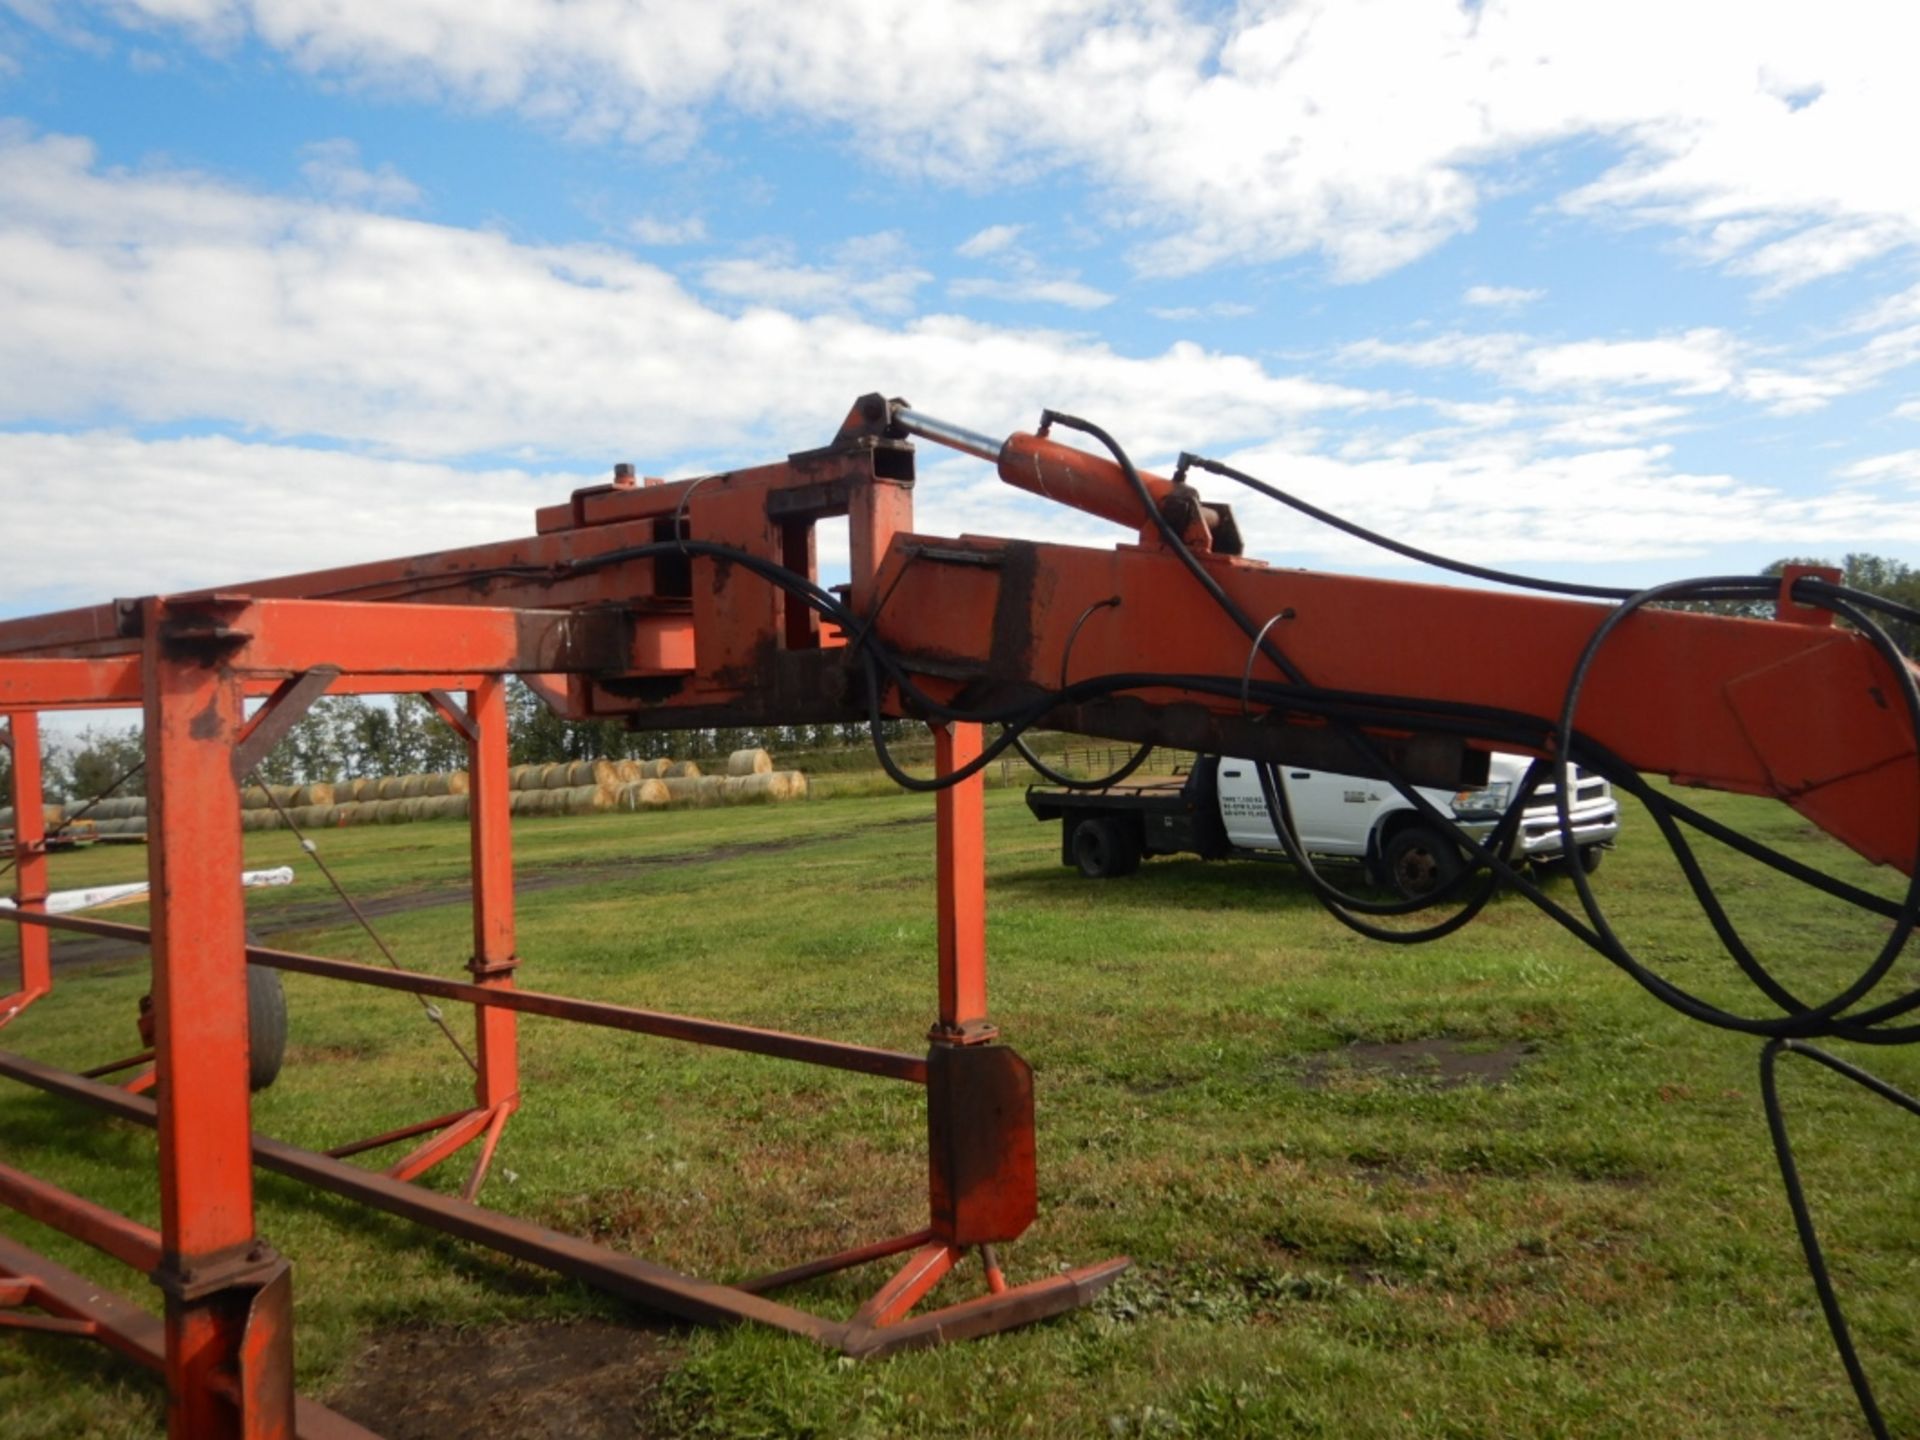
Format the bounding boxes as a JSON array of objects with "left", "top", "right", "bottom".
[{"left": 926, "top": 1043, "right": 1038, "bottom": 1246}]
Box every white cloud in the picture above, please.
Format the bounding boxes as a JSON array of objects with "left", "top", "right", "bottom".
[
  {"left": 697, "top": 254, "right": 929, "bottom": 316},
  {"left": 947, "top": 276, "right": 1113, "bottom": 310},
  {"left": 298, "top": 138, "right": 420, "bottom": 208},
  {"left": 1837, "top": 450, "right": 1920, "bottom": 486},
  {"left": 1896, "top": 398, "right": 1920, "bottom": 422},
  {"left": 1218, "top": 438, "right": 1920, "bottom": 569},
  {"left": 0, "top": 128, "right": 1372, "bottom": 466},
  {"left": 629, "top": 213, "right": 707, "bottom": 245},
  {"left": 1463, "top": 285, "right": 1543, "bottom": 308},
  {"left": 1339, "top": 326, "right": 1879, "bottom": 415},
  {"left": 4, "top": 123, "right": 1918, "bottom": 588},
  {"left": 1149, "top": 301, "right": 1254, "bottom": 322},
  {"left": 57, "top": 1, "right": 1920, "bottom": 284},
  {"left": 0, "top": 430, "right": 562, "bottom": 608},
  {"left": 1727, "top": 218, "right": 1909, "bottom": 293},
  {"left": 957, "top": 224, "right": 1023, "bottom": 258}
]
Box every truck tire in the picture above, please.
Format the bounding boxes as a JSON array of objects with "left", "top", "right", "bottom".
[
  {"left": 1577, "top": 845, "right": 1605, "bottom": 876},
  {"left": 1070, "top": 815, "right": 1142, "bottom": 879},
  {"left": 1382, "top": 823, "right": 1462, "bottom": 901},
  {"left": 244, "top": 931, "right": 288, "bottom": 1093}
]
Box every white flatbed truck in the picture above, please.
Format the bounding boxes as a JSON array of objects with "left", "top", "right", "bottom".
[{"left": 1027, "top": 753, "right": 1620, "bottom": 899}]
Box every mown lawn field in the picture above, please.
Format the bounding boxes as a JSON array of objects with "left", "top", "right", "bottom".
[{"left": 1, "top": 780, "right": 1915, "bottom": 1438}]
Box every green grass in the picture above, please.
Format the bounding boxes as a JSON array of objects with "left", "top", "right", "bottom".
[{"left": 1, "top": 782, "right": 1916, "bottom": 1437}]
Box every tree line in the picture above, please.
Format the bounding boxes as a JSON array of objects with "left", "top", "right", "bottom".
[
  {"left": 8, "top": 552, "right": 1915, "bottom": 805},
  {"left": 8, "top": 679, "right": 900, "bottom": 804}
]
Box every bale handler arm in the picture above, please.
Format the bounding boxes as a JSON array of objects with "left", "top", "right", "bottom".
[{"left": 0, "top": 393, "right": 1914, "bottom": 1437}]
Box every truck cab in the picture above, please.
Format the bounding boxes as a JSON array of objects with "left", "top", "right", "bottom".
[{"left": 1029, "top": 753, "right": 1621, "bottom": 899}]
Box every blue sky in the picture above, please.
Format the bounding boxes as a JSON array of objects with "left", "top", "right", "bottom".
[{"left": 3, "top": 1, "right": 1919, "bottom": 626}]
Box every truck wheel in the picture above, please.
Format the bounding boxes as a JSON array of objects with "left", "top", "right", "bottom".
[
  {"left": 1577, "top": 845, "right": 1605, "bottom": 876},
  {"left": 244, "top": 931, "right": 288, "bottom": 1093},
  {"left": 1070, "top": 815, "right": 1142, "bottom": 878},
  {"left": 1383, "top": 824, "right": 1462, "bottom": 901}
]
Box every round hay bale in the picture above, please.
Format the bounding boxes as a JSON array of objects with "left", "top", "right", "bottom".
[
  {"left": 612, "top": 759, "right": 642, "bottom": 784},
  {"left": 508, "top": 765, "right": 538, "bottom": 790},
  {"left": 419, "top": 773, "right": 449, "bottom": 797},
  {"left": 620, "top": 779, "right": 671, "bottom": 811},
  {"left": 724, "top": 772, "right": 792, "bottom": 803},
  {"left": 637, "top": 758, "right": 671, "bottom": 779},
  {"left": 508, "top": 791, "right": 536, "bottom": 817},
  {"left": 374, "top": 777, "right": 403, "bottom": 801},
  {"left": 539, "top": 763, "right": 572, "bottom": 791},
  {"left": 373, "top": 799, "right": 408, "bottom": 825},
  {"left": 726, "top": 748, "right": 773, "bottom": 777},
  {"left": 555, "top": 783, "right": 616, "bottom": 815},
  {"left": 446, "top": 771, "right": 471, "bottom": 796},
  {"left": 293, "top": 783, "right": 336, "bottom": 808},
  {"left": 396, "top": 775, "right": 422, "bottom": 799},
  {"left": 665, "top": 760, "right": 702, "bottom": 779}
]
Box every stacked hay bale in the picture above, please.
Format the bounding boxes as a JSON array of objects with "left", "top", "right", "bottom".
[
  {"left": 0, "top": 803, "right": 68, "bottom": 830},
  {"left": 25, "top": 751, "right": 807, "bottom": 841}
]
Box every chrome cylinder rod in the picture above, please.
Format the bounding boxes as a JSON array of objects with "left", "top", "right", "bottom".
[{"left": 892, "top": 407, "right": 1005, "bottom": 464}]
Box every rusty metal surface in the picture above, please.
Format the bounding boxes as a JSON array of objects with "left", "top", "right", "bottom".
[
  {"left": 841, "top": 1257, "right": 1131, "bottom": 1359},
  {"left": 0, "top": 1233, "right": 377, "bottom": 1440},
  {"left": 0, "top": 1049, "right": 1122, "bottom": 1360},
  {"left": 926, "top": 1045, "right": 1038, "bottom": 1247},
  {"left": 736, "top": 1228, "right": 935, "bottom": 1297},
  {"left": 0, "top": 1049, "right": 844, "bottom": 1343},
  {"left": 0, "top": 1159, "right": 162, "bottom": 1272}
]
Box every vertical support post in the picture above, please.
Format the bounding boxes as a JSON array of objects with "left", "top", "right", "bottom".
[
  {"left": 466, "top": 676, "right": 520, "bottom": 1114},
  {"left": 3, "top": 712, "right": 51, "bottom": 1022},
  {"left": 848, "top": 474, "right": 914, "bottom": 617},
  {"left": 930, "top": 722, "right": 994, "bottom": 1045},
  {"left": 144, "top": 608, "right": 292, "bottom": 1439}
]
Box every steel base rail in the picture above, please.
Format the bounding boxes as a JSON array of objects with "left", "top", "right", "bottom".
[
  {"left": 0, "top": 1048, "right": 1127, "bottom": 1357},
  {"left": 1, "top": 907, "right": 928, "bottom": 1084},
  {"left": 0, "top": 1229, "right": 378, "bottom": 1438}
]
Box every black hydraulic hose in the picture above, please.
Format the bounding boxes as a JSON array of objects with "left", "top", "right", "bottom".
[{"left": 1039, "top": 409, "right": 1527, "bottom": 930}]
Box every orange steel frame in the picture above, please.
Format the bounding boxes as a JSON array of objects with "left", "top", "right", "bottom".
[{"left": 1, "top": 394, "right": 1914, "bottom": 1436}]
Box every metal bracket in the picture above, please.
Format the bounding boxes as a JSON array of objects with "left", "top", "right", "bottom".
[
  {"left": 231, "top": 668, "right": 340, "bottom": 781},
  {"left": 424, "top": 688, "right": 479, "bottom": 746},
  {"left": 150, "top": 1242, "right": 288, "bottom": 1305},
  {"left": 465, "top": 953, "right": 519, "bottom": 980}
]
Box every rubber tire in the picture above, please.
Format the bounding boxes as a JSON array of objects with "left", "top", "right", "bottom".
[
  {"left": 1382, "top": 823, "right": 1463, "bottom": 901},
  {"left": 1577, "top": 845, "right": 1605, "bottom": 876},
  {"left": 1070, "top": 815, "right": 1143, "bottom": 879},
  {"left": 245, "top": 948, "right": 289, "bottom": 1093}
]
